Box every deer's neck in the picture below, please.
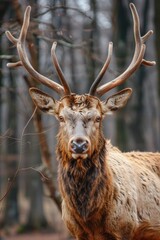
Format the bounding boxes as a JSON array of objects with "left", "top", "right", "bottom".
[{"left": 57, "top": 137, "right": 113, "bottom": 220}]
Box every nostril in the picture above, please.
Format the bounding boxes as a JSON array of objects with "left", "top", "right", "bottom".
[
  {"left": 81, "top": 140, "right": 88, "bottom": 151},
  {"left": 71, "top": 140, "right": 78, "bottom": 152}
]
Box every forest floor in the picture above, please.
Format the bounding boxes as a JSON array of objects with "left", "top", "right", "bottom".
[
  {"left": 0, "top": 227, "right": 73, "bottom": 240},
  {"left": 1, "top": 231, "right": 75, "bottom": 240},
  {"left": 2, "top": 232, "right": 72, "bottom": 240},
  {"left": 3, "top": 233, "right": 64, "bottom": 240}
]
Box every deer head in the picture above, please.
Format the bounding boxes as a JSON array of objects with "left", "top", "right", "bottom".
[{"left": 5, "top": 4, "right": 155, "bottom": 160}]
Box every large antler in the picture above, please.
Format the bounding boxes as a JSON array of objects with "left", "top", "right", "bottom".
[
  {"left": 89, "top": 3, "right": 156, "bottom": 97},
  {"left": 5, "top": 6, "right": 71, "bottom": 96}
]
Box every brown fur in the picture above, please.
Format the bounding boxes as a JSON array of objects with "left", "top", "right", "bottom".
[
  {"left": 58, "top": 141, "right": 160, "bottom": 239},
  {"left": 131, "top": 222, "right": 160, "bottom": 240}
]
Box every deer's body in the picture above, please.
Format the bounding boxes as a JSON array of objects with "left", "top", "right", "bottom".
[
  {"left": 56, "top": 95, "right": 160, "bottom": 240},
  {"left": 6, "top": 3, "right": 160, "bottom": 239}
]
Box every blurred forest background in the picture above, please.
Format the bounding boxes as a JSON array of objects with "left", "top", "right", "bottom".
[{"left": 0, "top": 0, "right": 160, "bottom": 239}]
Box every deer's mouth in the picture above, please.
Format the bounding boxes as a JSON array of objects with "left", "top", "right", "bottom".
[{"left": 71, "top": 153, "right": 88, "bottom": 160}]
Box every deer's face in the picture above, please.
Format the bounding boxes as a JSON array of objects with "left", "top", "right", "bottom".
[
  {"left": 56, "top": 95, "right": 103, "bottom": 159},
  {"left": 29, "top": 88, "right": 132, "bottom": 159}
]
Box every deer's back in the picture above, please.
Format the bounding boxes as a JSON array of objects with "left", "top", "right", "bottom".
[
  {"left": 124, "top": 151, "right": 160, "bottom": 177},
  {"left": 107, "top": 143, "right": 160, "bottom": 230}
]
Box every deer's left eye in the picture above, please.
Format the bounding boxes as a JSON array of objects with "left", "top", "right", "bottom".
[{"left": 95, "top": 116, "right": 101, "bottom": 122}]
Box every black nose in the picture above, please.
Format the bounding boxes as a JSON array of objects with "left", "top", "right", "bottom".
[{"left": 70, "top": 139, "right": 89, "bottom": 154}]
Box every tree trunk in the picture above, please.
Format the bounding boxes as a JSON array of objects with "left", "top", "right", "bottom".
[
  {"left": 154, "top": 0, "right": 160, "bottom": 97},
  {"left": 112, "top": 0, "right": 130, "bottom": 151},
  {"left": 154, "top": 0, "right": 160, "bottom": 151}
]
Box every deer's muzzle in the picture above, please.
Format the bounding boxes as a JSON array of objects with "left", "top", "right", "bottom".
[{"left": 69, "top": 136, "right": 90, "bottom": 159}]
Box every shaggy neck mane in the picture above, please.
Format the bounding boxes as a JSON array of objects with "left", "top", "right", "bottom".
[{"left": 57, "top": 134, "right": 113, "bottom": 220}]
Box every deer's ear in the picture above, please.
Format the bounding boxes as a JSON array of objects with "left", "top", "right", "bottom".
[
  {"left": 103, "top": 88, "right": 132, "bottom": 115},
  {"left": 29, "top": 87, "right": 58, "bottom": 115}
]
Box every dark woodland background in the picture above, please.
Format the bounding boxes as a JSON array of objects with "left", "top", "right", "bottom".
[{"left": 0, "top": 0, "right": 160, "bottom": 239}]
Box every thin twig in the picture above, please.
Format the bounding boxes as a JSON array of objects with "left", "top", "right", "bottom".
[
  {"left": 38, "top": 35, "right": 90, "bottom": 48},
  {"left": 36, "top": 5, "right": 92, "bottom": 20},
  {"left": 0, "top": 107, "right": 37, "bottom": 203}
]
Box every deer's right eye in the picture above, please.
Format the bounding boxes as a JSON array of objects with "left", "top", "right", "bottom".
[{"left": 59, "top": 116, "right": 65, "bottom": 122}]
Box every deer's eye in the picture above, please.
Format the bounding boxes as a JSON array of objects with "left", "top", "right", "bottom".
[
  {"left": 59, "top": 116, "right": 65, "bottom": 122},
  {"left": 95, "top": 116, "right": 101, "bottom": 122}
]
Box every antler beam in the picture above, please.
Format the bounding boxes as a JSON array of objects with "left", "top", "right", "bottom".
[
  {"left": 90, "top": 3, "right": 156, "bottom": 97},
  {"left": 89, "top": 42, "right": 113, "bottom": 95},
  {"left": 5, "top": 6, "right": 71, "bottom": 96}
]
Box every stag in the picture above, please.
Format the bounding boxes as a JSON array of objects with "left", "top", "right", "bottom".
[{"left": 6, "top": 3, "right": 160, "bottom": 240}]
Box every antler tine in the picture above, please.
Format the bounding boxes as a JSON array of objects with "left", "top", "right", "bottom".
[
  {"left": 95, "top": 3, "right": 156, "bottom": 97},
  {"left": 89, "top": 42, "right": 113, "bottom": 96},
  {"left": 5, "top": 6, "right": 66, "bottom": 96},
  {"left": 96, "top": 45, "right": 146, "bottom": 95},
  {"left": 51, "top": 42, "right": 71, "bottom": 95},
  {"left": 130, "top": 3, "right": 154, "bottom": 65}
]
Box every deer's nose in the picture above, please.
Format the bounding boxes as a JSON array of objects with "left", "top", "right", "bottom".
[{"left": 70, "top": 138, "right": 89, "bottom": 154}]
